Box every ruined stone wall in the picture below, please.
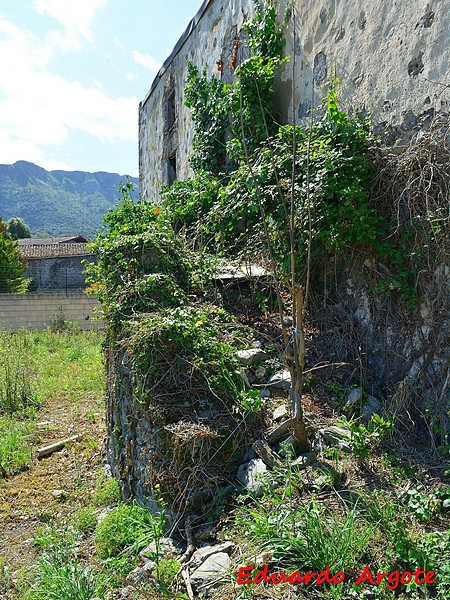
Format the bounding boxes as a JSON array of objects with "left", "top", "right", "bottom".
[
  {"left": 124, "top": 1, "right": 450, "bottom": 509},
  {"left": 139, "top": 0, "right": 450, "bottom": 200},
  {"left": 139, "top": 0, "right": 253, "bottom": 200}
]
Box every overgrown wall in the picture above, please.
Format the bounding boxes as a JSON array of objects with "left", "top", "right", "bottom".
[
  {"left": 139, "top": 0, "right": 450, "bottom": 199},
  {"left": 0, "top": 292, "right": 102, "bottom": 331}
]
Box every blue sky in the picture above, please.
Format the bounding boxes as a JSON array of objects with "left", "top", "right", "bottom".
[{"left": 0, "top": 0, "right": 202, "bottom": 176}]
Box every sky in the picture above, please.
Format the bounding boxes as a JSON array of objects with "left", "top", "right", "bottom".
[{"left": 0, "top": 0, "right": 203, "bottom": 176}]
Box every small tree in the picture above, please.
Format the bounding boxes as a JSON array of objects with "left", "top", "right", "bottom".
[
  {"left": 0, "top": 219, "right": 28, "bottom": 293},
  {"left": 6, "top": 217, "right": 31, "bottom": 240}
]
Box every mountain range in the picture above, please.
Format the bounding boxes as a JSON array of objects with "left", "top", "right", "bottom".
[{"left": 0, "top": 161, "right": 139, "bottom": 238}]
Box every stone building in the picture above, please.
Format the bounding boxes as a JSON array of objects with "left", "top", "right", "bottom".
[
  {"left": 139, "top": 0, "right": 449, "bottom": 200},
  {"left": 18, "top": 236, "right": 95, "bottom": 291}
]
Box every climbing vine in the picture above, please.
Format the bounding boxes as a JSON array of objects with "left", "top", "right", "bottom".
[{"left": 184, "top": 0, "right": 286, "bottom": 174}]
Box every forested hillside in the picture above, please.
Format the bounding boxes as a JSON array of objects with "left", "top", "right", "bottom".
[{"left": 0, "top": 161, "right": 139, "bottom": 238}]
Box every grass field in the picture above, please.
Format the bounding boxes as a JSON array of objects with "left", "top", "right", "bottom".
[{"left": 0, "top": 328, "right": 104, "bottom": 478}]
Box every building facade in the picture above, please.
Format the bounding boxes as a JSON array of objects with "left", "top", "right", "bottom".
[{"left": 139, "top": 0, "right": 449, "bottom": 200}]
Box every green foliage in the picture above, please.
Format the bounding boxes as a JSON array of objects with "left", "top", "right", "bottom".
[
  {"left": 0, "top": 416, "right": 32, "bottom": 476},
  {"left": 0, "top": 329, "right": 103, "bottom": 479},
  {"left": 94, "top": 503, "right": 164, "bottom": 559},
  {"left": 93, "top": 474, "right": 121, "bottom": 507},
  {"left": 27, "top": 526, "right": 107, "bottom": 600},
  {"left": 0, "top": 217, "right": 28, "bottom": 293},
  {"left": 400, "top": 486, "right": 443, "bottom": 522},
  {"left": 239, "top": 500, "right": 372, "bottom": 573},
  {"left": 184, "top": 63, "right": 230, "bottom": 175},
  {"left": 184, "top": 0, "right": 286, "bottom": 170},
  {"left": 181, "top": 1, "right": 422, "bottom": 303},
  {"left": 125, "top": 305, "right": 242, "bottom": 407},
  {"left": 0, "top": 332, "right": 37, "bottom": 414},
  {"left": 85, "top": 181, "right": 192, "bottom": 329},
  {"left": 208, "top": 96, "right": 379, "bottom": 279},
  {"left": 73, "top": 507, "right": 98, "bottom": 534},
  {"left": 5, "top": 216, "right": 31, "bottom": 239},
  {"left": 27, "top": 556, "right": 106, "bottom": 600},
  {"left": 161, "top": 171, "right": 220, "bottom": 233},
  {"left": 338, "top": 414, "right": 393, "bottom": 459},
  {"left": 386, "top": 525, "right": 450, "bottom": 595}
]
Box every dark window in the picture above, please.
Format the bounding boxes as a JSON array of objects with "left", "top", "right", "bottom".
[
  {"left": 166, "top": 91, "right": 176, "bottom": 130},
  {"left": 168, "top": 153, "right": 177, "bottom": 185}
]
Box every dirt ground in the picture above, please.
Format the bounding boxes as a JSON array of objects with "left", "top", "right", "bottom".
[{"left": 0, "top": 392, "right": 106, "bottom": 595}]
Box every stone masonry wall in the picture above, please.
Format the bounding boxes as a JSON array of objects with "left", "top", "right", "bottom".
[
  {"left": 25, "top": 254, "right": 96, "bottom": 291},
  {"left": 139, "top": 0, "right": 450, "bottom": 200}
]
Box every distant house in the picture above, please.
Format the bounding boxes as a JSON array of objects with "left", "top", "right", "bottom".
[{"left": 18, "top": 235, "right": 95, "bottom": 291}]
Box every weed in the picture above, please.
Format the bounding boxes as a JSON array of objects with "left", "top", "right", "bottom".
[
  {"left": 94, "top": 503, "right": 164, "bottom": 559},
  {"left": 400, "top": 486, "right": 442, "bottom": 522},
  {"left": 338, "top": 414, "right": 393, "bottom": 458},
  {"left": 93, "top": 474, "right": 121, "bottom": 506},
  {"left": 238, "top": 499, "right": 372, "bottom": 574},
  {"left": 0, "top": 415, "right": 32, "bottom": 476},
  {"left": 25, "top": 553, "right": 107, "bottom": 600},
  {"left": 73, "top": 506, "right": 98, "bottom": 535},
  {"left": 0, "top": 332, "right": 37, "bottom": 415}
]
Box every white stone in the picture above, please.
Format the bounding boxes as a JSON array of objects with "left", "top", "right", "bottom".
[
  {"left": 273, "top": 405, "right": 289, "bottom": 421},
  {"left": 267, "top": 370, "right": 291, "bottom": 389},
  {"left": 189, "top": 541, "right": 234, "bottom": 570},
  {"left": 140, "top": 537, "right": 183, "bottom": 560},
  {"left": 317, "top": 426, "right": 352, "bottom": 453},
  {"left": 236, "top": 348, "right": 268, "bottom": 366},
  {"left": 236, "top": 458, "right": 268, "bottom": 497},
  {"left": 190, "top": 552, "right": 231, "bottom": 593},
  {"left": 345, "top": 388, "right": 362, "bottom": 408}
]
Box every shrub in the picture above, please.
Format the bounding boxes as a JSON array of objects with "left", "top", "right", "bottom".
[
  {"left": 94, "top": 503, "right": 164, "bottom": 559},
  {"left": 0, "top": 332, "right": 37, "bottom": 415},
  {"left": 125, "top": 305, "right": 242, "bottom": 408}
]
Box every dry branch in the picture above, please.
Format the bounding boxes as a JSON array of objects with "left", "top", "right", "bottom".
[{"left": 36, "top": 434, "right": 83, "bottom": 459}]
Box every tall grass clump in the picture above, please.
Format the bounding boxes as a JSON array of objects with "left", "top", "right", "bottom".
[
  {"left": 0, "top": 416, "right": 32, "bottom": 476},
  {"left": 239, "top": 500, "right": 372, "bottom": 574},
  {"left": 25, "top": 526, "right": 107, "bottom": 600},
  {"left": 0, "top": 332, "right": 37, "bottom": 414},
  {"left": 94, "top": 503, "right": 165, "bottom": 559}
]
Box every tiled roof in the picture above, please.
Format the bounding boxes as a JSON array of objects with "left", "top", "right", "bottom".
[
  {"left": 19, "top": 243, "right": 92, "bottom": 259},
  {"left": 18, "top": 235, "right": 87, "bottom": 246}
]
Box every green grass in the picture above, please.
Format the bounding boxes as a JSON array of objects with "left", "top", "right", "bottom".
[
  {"left": 93, "top": 474, "right": 121, "bottom": 507},
  {"left": 0, "top": 415, "right": 32, "bottom": 476},
  {"left": 0, "top": 329, "right": 104, "bottom": 479},
  {"left": 25, "top": 525, "right": 108, "bottom": 600},
  {"left": 27, "top": 329, "right": 104, "bottom": 404},
  {"left": 94, "top": 502, "right": 164, "bottom": 559}
]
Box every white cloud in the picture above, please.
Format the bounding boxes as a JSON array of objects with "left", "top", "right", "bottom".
[
  {"left": 126, "top": 73, "right": 138, "bottom": 82},
  {"left": 114, "top": 38, "right": 125, "bottom": 50},
  {"left": 132, "top": 51, "right": 161, "bottom": 72},
  {"left": 0, "top": 15, "right": 138, "bottom": 170},
  {"left": 33, "top": 0, "right": 107, "bottom": 50}
]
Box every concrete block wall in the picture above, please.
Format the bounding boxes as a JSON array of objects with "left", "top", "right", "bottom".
[{"left": 0, "top": 292, "right": 103, "bottom": 332}]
